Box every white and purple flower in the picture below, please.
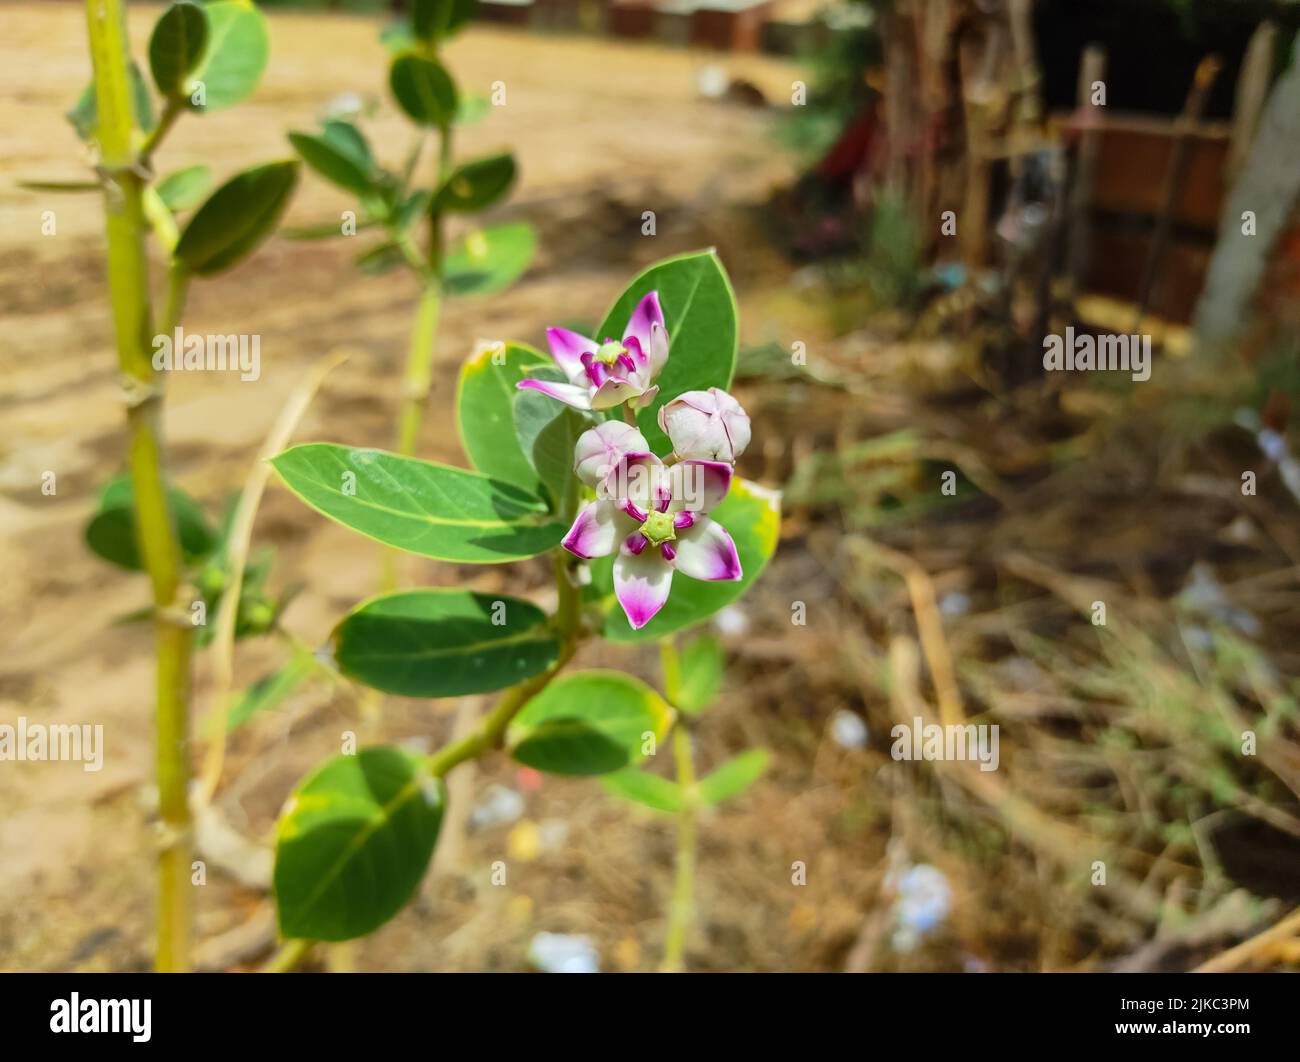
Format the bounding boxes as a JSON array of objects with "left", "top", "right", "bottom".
[
  {"left": 518, "top": 291, "right": 668, "bottom": 411},
  {"left": 562, "top": 451, "right": 742, "bottom": 629},
  {"left": 658, "top": 387, "right": 751, "bottom": 463}
]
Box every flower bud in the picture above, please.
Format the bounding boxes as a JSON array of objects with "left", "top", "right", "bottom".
[
  {"left": 573, "top": 420, "right": 649, "bottom": 489},
  {"left": 657, "top": 387, "right": 751, "bottom": 463}
]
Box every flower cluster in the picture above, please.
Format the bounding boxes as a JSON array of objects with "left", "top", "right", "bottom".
[{"left": 519, "top": 291, "right": 752, "bottom": 629}]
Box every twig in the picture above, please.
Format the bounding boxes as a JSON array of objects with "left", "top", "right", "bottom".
[{"left": 198, "top": 352, "right": 349, "bottom": 802}]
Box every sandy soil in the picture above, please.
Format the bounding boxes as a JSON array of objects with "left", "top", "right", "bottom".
[{"left": 0, "top": 4, "right": 846, "bottom": 971}]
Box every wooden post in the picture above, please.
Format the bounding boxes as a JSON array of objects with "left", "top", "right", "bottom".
[{"left": 1067, "top": 45, "right": 1106, "bottom": 295}]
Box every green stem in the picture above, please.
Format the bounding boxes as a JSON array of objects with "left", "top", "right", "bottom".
[
  {"left": 660, "top": 639, "right": 696, "bottom": 973},
  {"left": 138, "top": 96, "right": 183, "bottom": 171},
  {"left": 86, "top": 0, "right": 193, "bottom": 973},
  {"left": 263, "top": 936, "right": 315, "bottom": 973},
  {"left": 394, "top": 282, "right": 442, "bottom": 458}
]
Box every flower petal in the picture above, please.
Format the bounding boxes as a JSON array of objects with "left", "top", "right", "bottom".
[
  {"left": 622, "top": 291, "right": 664, "bottom": 361},
  {"left": 590, "top": 378, "right": 644, "bottom": 410},
  {"left": 668, "top": 460, "right": 732, "bottom": 513},
  {"left": 630, "top": 384, "right": 660, "bottom": 409},
  {"left": 561, "top": 500, "right": 630, "bottom": 560},
  {"left": 614, "top": 546, "right": 674, "bottom": 629},
  {"left": 517, "top": 377, "right": 593, "bottom": 410},
  {"left": 672, "top": 516, "right": 742, "bottom": 581},
  {"left": 605, "top": 451, "right": 669, "bottom": 511},
  {"left": 546, "top": 327, "right": 598, "bottom": 385},
  {"left": 646, "top": 320, "right": 669, "bottom": 380}
]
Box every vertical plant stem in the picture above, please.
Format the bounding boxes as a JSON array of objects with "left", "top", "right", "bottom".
[
  {"left": 85, "top": 0, "right": 193, "bottom": 972},
  {"left": 660, "top": 638, "right": 697, "bottom": 973}
]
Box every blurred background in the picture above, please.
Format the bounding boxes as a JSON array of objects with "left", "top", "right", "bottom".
[{"left": 4, "top": 0, "right": 1300, "bottom": 972}]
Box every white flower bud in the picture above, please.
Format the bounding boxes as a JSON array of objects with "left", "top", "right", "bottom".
[{"left": 657, "top": 387, "right": 751, "bottom": 463}]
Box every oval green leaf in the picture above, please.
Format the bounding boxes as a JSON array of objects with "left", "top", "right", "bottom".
[
  {"left": 389, "top": 53, "right": 457, "bottom": 127},
  {"left": 174, "top": 159, "right": 299, "bottom": 276},
  {"left": 188, "top": 0, "right": 269, "bottom": 112},
  {"left": 332, "top": 589, "right": 561, "bottom": 697},
  {"left": 601, "top": 767, "right": 684, "bottom": 813},
  {"left": 675, "top": 633, "right": 724, "bottom": 714},
  {"left": 274, "top": 746, "right": 445, "bottom": 941},
  {"left": 435, "top": 152, "right": 516, "bottom": 213},
  {"left": 155, "top": 163, "right": 212, "bottom": 212},
  {"left": 587, "top": 477, "right": 780, "bottom": 642},
  {"left": 148, "top": 1, "right": 209, "bottom": 99},
  {"left": 513, "top": 371, "right": 584, "bottom": 511},
  {"left": 270, "top": 443, "right": 565, "bottom": 563},
  {"left": 696, "top": 748, "right": 769, "bottom": 805},
  {"left": 597, "top": 250, "right": 738, "bottom": 454},
  {"left": 84, "top": 475, "right": 216, "bottom": 571},
  {"left": 289, "top": 120, "right": 376, "bottom": 197},
  {"left": 443, "top": 222, "right": 535, "bottom": 296},
  {"left": 455, "top": 341, "right": 551, "bottom": 492},
  {"left": 507, "top": 670, "right": 674, "bottom": 776}
]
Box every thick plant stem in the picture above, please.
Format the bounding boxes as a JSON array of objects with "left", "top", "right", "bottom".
[
  {"left": 85, "top": 0, "right": 193, "bottom": 972},
  {"left": 395, "top": 282, "right": 442, "bottom": 458},
  {"left": 660, "top": 639, "right": 697, "bottom": 973}
]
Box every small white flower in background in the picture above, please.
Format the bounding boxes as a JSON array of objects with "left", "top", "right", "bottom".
[
  {"left": 938, "top": 591, "right": 971, "bottom": 617},
  {"left": 713, "top": 603, "right": 750, "bottom": 637},
  {"left": 467, "top": 784, "right": 524, "bottom": 832},
  {"left": 658, "top": 387, "right": 752, "bottom": 463},
  {"left": 528, "top": 932, "right": 599, "bottom": 974},
  {"left": 829, "top": 709, "right": 867, "bottom": 749},
  {"left": 890, "top": 864, "right": 952, "bottom": 953}
]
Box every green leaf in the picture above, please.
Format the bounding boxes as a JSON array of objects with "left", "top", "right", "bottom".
[
  {"left": 66, "top": 63, "right": 155, "bottom": 140},
  {"left": 174, "top": 160, "right": 299, "bottom": 276},
  {"left": 601, "top": 767, "right": 684, "bottom": 812},
  {"left": 155, "top": 163, "right": 212, "bottom": 212},
  {"left": 274, "top": 747, "right": 445, "bottom": 941},
  {"left": 675, "top": 633, "right": 724, "bottom": 714},
  {"left": 443, "top": 222, "right": 535, "bottom": 296},
  {"left": 455, "top": 94, "right": 491, "bottom": 125},
  {"left": 512, "top": 370, "right": 584, "bottom": 510},
  {"left": 188, "top": 0, "right": 269, "bottom": 112},
  {"left": 288, "top": 121, "right": 376, "bottom": 196},
  {"left": 389, "top": 53, "right": 457, "bottom": 127},
  {"left": 284, "top": 216, "right": 379, "bottom": 241},
  {"left": 17, "top": 180, "right": 100, "bottom": 194},
  {"left": 589, "top": 478, "right": 780, "bottom": 642},
  {"left": 696, "top": 748, "right": 769, "bottom": 805},
  {"left": 270, "top": 443, "right": 565, "bottom": 563},
  {"left": 434, "top": 152, "right": 516, "bottom": 213},
  {"left": 355, "top": 241, "right": 404, "bottom": 277},
  {"left": 148, "top": 1, "right": 209, "bottom": 99},
  {"left": 84, "top": 475, "right": 216, "bottom": 571},
  {"left": 332, "top": 589, "right": 561, "bottom": 697},
  {"left": 413, "top": 0, "right": 477, "bottom": 40},
  {"left": 507, "top": 670, "right": 674, "bottom": 776},
  {"left": 456, "top": 341, "right": 551, "bottom": 493},
  {"left": 598, "top": 250, "right": 738, "bottom": 454},
  {"left": 224, "top": 651, "right": 313, "bottom": 733}
]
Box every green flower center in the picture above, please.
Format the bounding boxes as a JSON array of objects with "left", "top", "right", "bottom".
[
  {"left": 639, "top": 509, "right": 676, "bottom": 547},
  {"left": 595, "top": 340, "right": 626, "bottom": 365}
]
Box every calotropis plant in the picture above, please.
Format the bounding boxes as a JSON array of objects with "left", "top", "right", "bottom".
[
  {"left": 57, "top": 0, "right": 298, "bottom": 972},
  {"left": 268, "top": 251, "right": 780, "bottom": 959}
]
